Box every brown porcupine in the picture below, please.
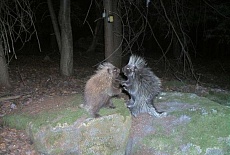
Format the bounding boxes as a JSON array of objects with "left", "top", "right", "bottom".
[
  {"left": 121, "top": 55, "right": 166, "bottom": 117},
  {"left": 83, "top": 62, "right": 122, "bottom": 118}
]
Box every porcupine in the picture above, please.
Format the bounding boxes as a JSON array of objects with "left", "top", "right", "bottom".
[
  {"left": 83, "top": 62, "right": 122, "bottom": 118},
  {"left": 121, "top": 55, "right": 166, "bottom": 117}
]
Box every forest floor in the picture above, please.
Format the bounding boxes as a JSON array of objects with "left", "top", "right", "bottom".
[{"left": 0, "top": 54, "right": 229, "bottom": 155}]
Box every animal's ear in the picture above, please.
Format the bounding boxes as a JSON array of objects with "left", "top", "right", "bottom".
[
  {"left": 113, "top": 67, "right": 117, "bottom": 73},
  {"left": 108, "top": 67, "right": 118, "bottom": 74}
]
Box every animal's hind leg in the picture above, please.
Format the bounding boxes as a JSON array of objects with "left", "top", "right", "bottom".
[
  {"left": 146, "top": 99, "right": 167, "bottom": 117},
  {"left": 148, "top": 106, "right": 167, "bottom": 117},
  {"left": 104, "top": 99, "right": 116, "bottom": 109},
  {"left": 126, "top": 97, "right": 135, "bottom": 108}
]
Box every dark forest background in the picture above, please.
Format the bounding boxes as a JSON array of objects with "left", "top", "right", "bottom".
[
  {"left": 31, "top": 0, "right": 230, "bottom": 59},
  {"left": 1, "top": 1, "right": 230, "bottom": 153},
  {"left": 1, "top": 0, "right": 230, "bottom": 89}
]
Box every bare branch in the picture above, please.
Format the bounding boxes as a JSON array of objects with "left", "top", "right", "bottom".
[
  {"left": 203, "top": 0, "right": 230, "bottom": 19},
  {"left": 0, "top": 0, "right": 39, "bottom": 63}
]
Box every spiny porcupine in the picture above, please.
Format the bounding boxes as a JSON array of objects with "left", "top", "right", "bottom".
[
  {"left": 83, "top": 62, "right": 122, "bottom": 118},
  {"left": 121, "top": 55, "right": 166, "bottom": 117}
]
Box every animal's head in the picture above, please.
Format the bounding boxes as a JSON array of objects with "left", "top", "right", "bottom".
[
  {"left": 98, "top": 62, "right": 120, "bottom": 78},
  {"left": 122, "top": 55, "right": 146, "bottom": 77}
]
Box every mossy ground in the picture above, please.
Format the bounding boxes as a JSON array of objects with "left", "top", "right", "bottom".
[
  {"left": 147, "top": 112, "right": 229, "bottom": 154},
  {"left": 141, "top": 92, "right": 230, "bottom": 154},
  {"left": 2, "top": 91, "right": 229, "bottom": 154},
  {"left": 2, "top": 95, "right": 85, "bottom": 131},
  {"left": 163, "top": 80, "right": 187, "bottom": 88},
  {"left": 204, "top": 91, "right": 230, "bottom": 106},
  {"left": 99, "top": 98, "right": 130, "bottom": 119},
  {"left": 163, "top": 80, "right": 230, "bottom": 107},
  {"left": 2, "top": 95, "right": 127, "bottom": 131}
]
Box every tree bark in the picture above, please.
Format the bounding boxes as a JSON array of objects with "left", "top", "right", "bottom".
[
  {"left": 112, "top": 0, "right": 122, "bottom": 68},
  {"left": 0, "top": 39, "right": 11, "bottom": 88},
  {"left": 103, "top": 0, "right": 114, "bottom": 63},
  {"left": 59, "top": 0, "right": 73, "bottom": 76},
  {"left": 47, "top": 0, "right": 61, "bottom": 53}
]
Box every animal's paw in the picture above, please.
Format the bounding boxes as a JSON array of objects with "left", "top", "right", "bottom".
[
  {"left": 126, "top": 101, "right": 135, "bottom": 108},
  {"left": 93, "top": 113, "right": 101, "bottom": 118},
  {"left": 127, "top": 103, "right": 135, "bottom": 108},
  {"left": 159, "top": 112, "right": 167, "bottom": 117},
  {"left": 148, "top": 110, "right": 167, "bottom": 118}
]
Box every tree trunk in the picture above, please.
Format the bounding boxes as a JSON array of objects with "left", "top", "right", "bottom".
[
  {"left": 0, "top": 39, "right": 11, "bottom": 88},
  {"left": 112, "top": 0, "right": 122, "bottom": 68},
  {"left": 103, "top": 0, "right": 114, "bottom": 63},
  {"left": 47, "top": 0, "right": 61, "bottom": 53},
  {"left": 59, "top": 0, "right": 73, "bottom": 76}
]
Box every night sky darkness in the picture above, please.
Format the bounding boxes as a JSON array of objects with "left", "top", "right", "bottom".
[{"left": 11, "top": 0, "right": 230, "bottom": 62}]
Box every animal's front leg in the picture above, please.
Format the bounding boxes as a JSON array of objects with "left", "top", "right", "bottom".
[
  {"left": 126, "top": 95, "right": 136, "bottom": 108},
  {"left": 121, "top": 78, "right": 132, "bottom": 87}
]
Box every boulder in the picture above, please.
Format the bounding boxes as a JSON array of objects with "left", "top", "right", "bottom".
[
  {"left": 3, "top": 92, "right": 229, "bottom": 154},
  {"left": 25, "top": 97, "right": 131, "bottom": 155},
  {"left": 125, "top": 92, "right": 230, "bottom": 155}
]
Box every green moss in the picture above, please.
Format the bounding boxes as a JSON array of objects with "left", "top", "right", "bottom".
[
  {"left": 46, "top": 132, "right": 63, "bottom": 146},
  {"left": 141, "top": 133, "right": 178, "bottom": 154},
  {"left": 156, "top": 114, "right": 227, "bottom": 153},
  {"left": 2, "top": 113, "right": 35, "bottom": 130},
  {"left": 142, "top": 92, "right": 230, "bottom": 154},
  {"left": 205, "top": 91, "right": 230, "bottom": 106},
  {"left": 163, "top": 80, "right": 187, "bottom": 88},
  {"left": 157, "top": 92, "right": 197, "bottom": 104},
  {"left": 3, "top": 107, "right": 86, "bottom": 131},
  {"left": 3, "top": 95, "right": 129, "bottom": 132},
  {"left": 142, "top": 110, "right": 229, "bottom": 153},
  {"left": 157, "top": 92, "right": 230, "bottom": 109},
  {"left": 30, "top": 108, "right": 88, "bottom": 132},
  {"left": 68, "top": 94, "right": 84, "bottom": 106},
  {"left": 180, "top": 111, "right": 229, "bottom": 149},
  {"left": 171, "top": 104, "right": 229, "bottom": 151},
  {"left": 99, "top": 98, "right": 130, "bottom": 119},
  {"left": 50, "top": 148, "right": 63, "bottom": 155},
  {"left": 2, "top": 94, "right": 87, "bottom": 130}
]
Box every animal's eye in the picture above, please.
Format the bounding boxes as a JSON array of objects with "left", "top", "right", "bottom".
[{"left": 113, "top": 68, "right": 117, "bottom": 72}]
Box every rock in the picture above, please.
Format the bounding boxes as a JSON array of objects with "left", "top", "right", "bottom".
[
  {"left": 3, "top": 92, "right": 229, "bottom": 154},
  {"left": 26, "top": 97, "right": 131, "bottom": 155},
  {"left": 125, "top": 92, "right": 230, "bottom": 155}
]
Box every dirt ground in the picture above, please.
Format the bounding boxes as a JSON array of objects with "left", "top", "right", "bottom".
[{"left": 0, "top": 55, "right": 229, "bottom": 155}]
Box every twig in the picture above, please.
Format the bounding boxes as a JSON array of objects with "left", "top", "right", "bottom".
[
  {"left": 0, "top": 95, "right": 21, "bottom": 102},
  {"left": 83, "top": 0, "right": 93, "bottom": 25}
]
